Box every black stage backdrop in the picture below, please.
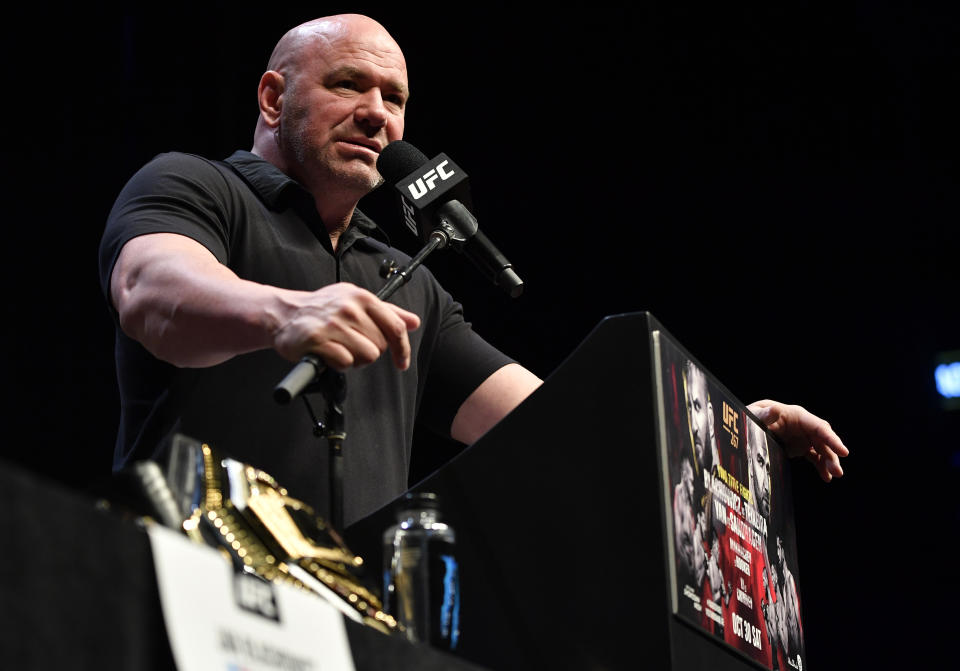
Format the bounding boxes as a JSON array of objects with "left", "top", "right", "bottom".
[{"left": 2, "top": 4, "right": 957, "bottom": 668}]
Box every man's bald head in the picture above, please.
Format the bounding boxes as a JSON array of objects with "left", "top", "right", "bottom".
[{"left": 266, "top": 14, "right": 405, "bottom": 85}]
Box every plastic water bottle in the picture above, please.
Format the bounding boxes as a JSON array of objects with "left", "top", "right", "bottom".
[{"left": 382, "top": 492, "right": 460, "bottom": 649}]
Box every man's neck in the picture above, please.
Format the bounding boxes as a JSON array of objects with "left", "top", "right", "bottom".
[
  {"left": 313, "top": 194, "right": 356, "bottom": 252},
  {"left": 250, "top": 142, "right": 362, "bottom": 251}
]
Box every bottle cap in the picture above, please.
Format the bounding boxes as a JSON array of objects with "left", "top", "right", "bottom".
[{"left": 397, "top": 491, "right": 440, "bottom": 514}]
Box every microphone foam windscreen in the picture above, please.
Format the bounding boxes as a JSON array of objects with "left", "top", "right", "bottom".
[{"left": 377, "top": 140, "right": 430, "bottom": 185}]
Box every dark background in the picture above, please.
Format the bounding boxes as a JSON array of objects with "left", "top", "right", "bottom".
[{"left": 4, "top": 3, "right": 958, "bottom": 668}]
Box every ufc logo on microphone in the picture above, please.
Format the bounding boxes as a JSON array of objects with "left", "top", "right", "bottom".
[
  {"left": 401, "top": 196, "right": 418, "bottom": 236},
  {"left": 406, "top": 160, "right": 455, "bottom": 199}
]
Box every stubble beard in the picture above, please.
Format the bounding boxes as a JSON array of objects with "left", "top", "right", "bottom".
[
  {"left": 280, "top": 109, "right": 384, "bottom": 195},
  {"left": 758, "top": 492, "right": 770, "bottom": 518}
]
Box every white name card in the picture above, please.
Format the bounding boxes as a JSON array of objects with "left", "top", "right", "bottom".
[{"left": 148, "top": 524, "right": 356, "bottom": 671}]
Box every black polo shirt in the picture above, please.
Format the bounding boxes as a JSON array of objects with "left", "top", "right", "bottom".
[{"left": 99, "top": 150, "right": 513, "bottom": 524}]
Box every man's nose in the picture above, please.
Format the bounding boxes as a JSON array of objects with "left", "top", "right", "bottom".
[{"left": 355, "top": 89, "right": 388, "bottom": 129}]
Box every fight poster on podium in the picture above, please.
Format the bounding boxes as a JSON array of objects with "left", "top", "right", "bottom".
[{"left": 653, "top": 330, "right": 807, "bottom": 671}]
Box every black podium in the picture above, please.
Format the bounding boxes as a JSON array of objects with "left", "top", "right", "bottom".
[{"left": 347, "top": 311, "right": 803, "bottom": 671}]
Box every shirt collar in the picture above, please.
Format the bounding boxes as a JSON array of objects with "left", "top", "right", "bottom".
[
  {"left": 224, "top": 150, "right": 297, "bottom": 209},
  {"left": 223, "top": 150, "right": 390, "bottom": 248}
]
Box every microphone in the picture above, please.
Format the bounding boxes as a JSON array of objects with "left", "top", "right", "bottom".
[{"left": 377, "top": 140, "right": 523, "bottom": 297}]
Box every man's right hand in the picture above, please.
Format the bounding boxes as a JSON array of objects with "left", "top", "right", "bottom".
[{"left": 272, "top": 282, "right": 420, "bottom": 371}]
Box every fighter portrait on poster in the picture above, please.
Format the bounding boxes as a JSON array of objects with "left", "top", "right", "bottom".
[{"left": 657, "top": 333, "right": 806, "bottom": 670}]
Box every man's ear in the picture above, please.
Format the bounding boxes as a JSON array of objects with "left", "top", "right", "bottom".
[{"left": 258, "top": 70, "right": 285, "bottom": 127}]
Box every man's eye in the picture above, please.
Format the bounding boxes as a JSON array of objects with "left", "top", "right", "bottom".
[{"left": 334, "top": 80, "right": 358, "bottom": 90}]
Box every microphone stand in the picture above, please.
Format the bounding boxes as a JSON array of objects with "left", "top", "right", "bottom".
[{"left": 273, "top": 227, "right": 453, "bottom": 531}]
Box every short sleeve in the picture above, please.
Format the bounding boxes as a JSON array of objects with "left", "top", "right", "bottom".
[
  {"left": 98, "top": 152, "right": 236, "bottom": 308},
  {"left": 416, "top": 293, "right": 516, "bottom": 436}
]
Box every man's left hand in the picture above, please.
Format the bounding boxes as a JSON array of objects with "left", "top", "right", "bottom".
[{"left": 747, "top": 400, "right": 848, "bottom": 482}]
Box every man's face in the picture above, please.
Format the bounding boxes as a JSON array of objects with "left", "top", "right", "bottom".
[
  {"left": 750, "top": 423, "right": 771, "bottom": 517},
  {"left": 686, "top": 364, "right": 710, "bottom": 467},
  {"left": 279, "top": 22, "right": 408, "bottom": 195}
]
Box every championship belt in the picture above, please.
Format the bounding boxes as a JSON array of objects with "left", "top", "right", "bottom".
[{"left": 120, "top": 433, "right": 398, "bottom": 634}]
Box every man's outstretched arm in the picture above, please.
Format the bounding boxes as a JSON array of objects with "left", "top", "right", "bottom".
[
  {"left": 111, "top": 232, "right": 420, "bottom": 370},
  {"left": 448, "top": 363, "right": 848, "bottom": 483},
  {"left": 748, "top": 400, "right": 849, "bottom": 482}
]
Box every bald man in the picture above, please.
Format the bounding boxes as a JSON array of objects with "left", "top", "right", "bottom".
[
  {"left": 100, "top": 14, "right": 848, "bottom": 526},
  {"left": 746, "top": 418, "right": 772, "bottom": 519}
]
